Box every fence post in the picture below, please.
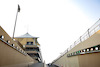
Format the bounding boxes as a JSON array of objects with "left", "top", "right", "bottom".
[
  {"left": 80, "top": 36, "right": 82, "bottom": 42},
  {"left": 87, "top": 29, "right": 90, "bottom": 37},
  {"left": 70, "top": 45, "right": 71, "bottom": 49},
  {"left": 74, "top": 41, "right": 76, "bottom": 46},
  {"left": 67, "top": 49, "right": 68, "bottom": 52}
]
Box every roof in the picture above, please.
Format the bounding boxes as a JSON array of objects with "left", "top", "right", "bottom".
[{"left": 15, "top": 33, "right": 39, "bottom": 38}]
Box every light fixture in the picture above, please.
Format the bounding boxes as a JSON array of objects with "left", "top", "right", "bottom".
[
  {"left": 95, "top": 47, "right": 98, "bottom": 50},
  {"left": 13, "top": 39, "right": 16, "bottom": 41},
  {"left": 87, "top": 49, "right": 89, "bottom": 51},
  {"left": 12, "top": 44, "right": 15, "bottom": 46},
  {"left": 79, "top": 51, "right": 81, "bottom": 53},
  {"left": 83, "top": 49, "right": 86, "bottom": 52},
  {"left": 23, "top": 45, "right": 25, "bottom": 48},
  {"left": 0, "top": 35, "right": 4, "bottom": 39},
  {"left": 81, "top": 50, "right": 83, "bottom": 52},
  {"left": 16, "top": 47, "right": 19, "bottom": 49},
  {"left": 7, "top": 40, "right": 10, "bottom": 43},
  {"left": 91, "top": 48, "right": 93, "bottom": 51}
]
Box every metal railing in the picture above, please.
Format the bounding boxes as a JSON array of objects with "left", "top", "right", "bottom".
[
  {"left": 52, "top": 19, "right": 100, "bottom": 63},
  {"left": 64, "top": 19, "right": 100, "bottom": 54}
]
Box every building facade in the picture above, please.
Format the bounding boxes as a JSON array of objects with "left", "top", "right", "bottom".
[{"left": 15, "top": 33, "right": 43, "bottom": 63}]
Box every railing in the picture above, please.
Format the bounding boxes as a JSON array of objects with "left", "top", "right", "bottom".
[
  {"left": 52, "top": 19, "right": 100, "bottom": 63},
  {"left": 64, "top": 19, "right": 100, "bottom": 54}
]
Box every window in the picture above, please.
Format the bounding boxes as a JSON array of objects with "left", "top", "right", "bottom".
[
  {"left": 26, "top": 42, "right": 33, "bottom": 45},
  {"left": 25, "top": 47, "right": 39, "bottom": 51}
]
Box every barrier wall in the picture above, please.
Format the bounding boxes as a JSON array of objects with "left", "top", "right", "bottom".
[
  {"left": 78, "top": 53, "right": 100, "bottom": 67},
  {"left": 53, "top": 30, "right": 100, "bottom": 67},
  {"left": 0, "top": 26, "right": 34, "bottom": 67}
]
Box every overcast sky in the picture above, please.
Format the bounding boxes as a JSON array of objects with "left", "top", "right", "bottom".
[{"left": 0, "top": 0, "right": 100, "bottom": 64}]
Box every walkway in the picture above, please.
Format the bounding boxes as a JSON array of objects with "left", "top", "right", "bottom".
[
  {"left": 29, "top": 63, "right": 44, "bottom": 67},
  {"left": 29, "top": 63, "right": 58, "bottom": 67},
  {"left": 48, "top": 64, "right": 59, "bottom": 67}
]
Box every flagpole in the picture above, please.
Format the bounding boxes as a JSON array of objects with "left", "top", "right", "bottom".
[{"left": 12, "top": 5, "right": 20, "bottom": 39}]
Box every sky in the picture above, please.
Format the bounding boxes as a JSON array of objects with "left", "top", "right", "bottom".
[{"left": 0, "top": 0, "right": 100, "bottom": 64}]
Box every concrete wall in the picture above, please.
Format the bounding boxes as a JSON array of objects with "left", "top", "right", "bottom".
[
  {"left": 53, "top": 30, "right": 100, "bottom": 67},
  {"left": 54, "top": 54, "right": 79, "bottom": 67},
  {"left": 78, "top": 53, "right": 100, "bottom": 67},
  {"left": 69, "top": 30, "right": 100, "bottom": 53},
  {"left": 0, "top": 26, "right": 34, "bottom": 67}
]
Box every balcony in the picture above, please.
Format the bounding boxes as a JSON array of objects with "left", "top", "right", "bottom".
[
  {"left": 25, "top": 47, "right": 39, "bottom": 51},
  {"left": 25, "top": 51, "right": 38, "bottom": 53},
  {"left": 27, "top": 53, "right": 40, "bottom": 58},
  {"left": 25, "top": 45, "right": 39, "bottom": 48}
]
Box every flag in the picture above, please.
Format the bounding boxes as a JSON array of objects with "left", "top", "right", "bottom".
[{"left": 18, "top": 4, "right": 20, "bottom": 12}]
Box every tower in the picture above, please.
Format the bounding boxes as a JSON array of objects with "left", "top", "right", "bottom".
[{"left": 15, "top": 33, "right": 43, "bottom": 63}]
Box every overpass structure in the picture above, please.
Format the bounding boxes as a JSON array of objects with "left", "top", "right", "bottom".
[{"left": 52, "top": 19, "right": 100, "bottom": 67}]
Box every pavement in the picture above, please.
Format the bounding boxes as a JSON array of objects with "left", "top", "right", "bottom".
[
  {"left": 48, "top": 64, "right": 59, "bottom": 67},
  {"left": 29, "top": 63, "right": 58, "bottom": 67},
  {"left": 29, "top": 63, "right": 44, "bottom": 67}
]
